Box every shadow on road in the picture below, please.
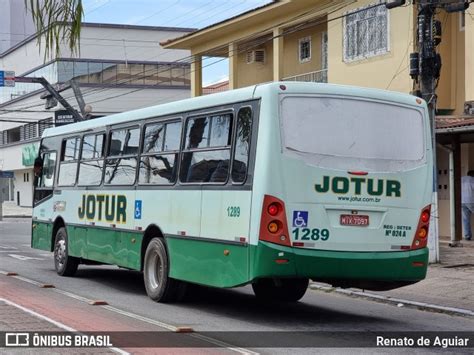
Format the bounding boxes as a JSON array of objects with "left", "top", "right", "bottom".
[{"left": 71, "top": 266, "right": 389, "bottom": 327}]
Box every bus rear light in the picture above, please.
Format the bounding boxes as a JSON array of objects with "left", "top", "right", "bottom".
[
  {"left": 421, "top": 211, "right": 430, "bottom": 223},
  {"left": 268, "top": 203, "right": 280, "bottom": 216},
  {"left": 412, "top": 261, "right": 425, "bottom": 267},
  {"left": 348, "top": 171, "right": 368, "bottom": 176},
  {"left": 259, "top": 195, "right": 291, "bottom": 247},
  {"left": 417, "top": 227, "right": 428, "bottom": 239},
  {"left": 268, "top": 221, "right": 280, "bottom": 233},
  {"left": 293, "top": 242, "right": 304, "bottom": 247},
  {"left": 275, "top": 259, "right": 289, "bottom": 264},
  {"left": 411, "top": 205, "right": 431, "bottom": 250}
]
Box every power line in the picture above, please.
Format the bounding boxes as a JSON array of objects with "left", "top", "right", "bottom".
[
  {"left": 3, "top": 0, "right": 376, "bottom": 117},
  {"left": 59, "top": 0, "right": 349, "bottom": 103},
  {"left": 85, "top": 0, "right": 113, "bottom": 15}
]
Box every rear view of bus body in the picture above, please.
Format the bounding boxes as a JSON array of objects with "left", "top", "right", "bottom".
[{"left": 250, "top": 83, "right": 432, "bottom": 292}]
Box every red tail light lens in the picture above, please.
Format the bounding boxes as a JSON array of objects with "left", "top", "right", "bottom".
[
  {"left": 411, "top": 205, "right": 431, "bottom": 250},
  {"left": 421, "top": 211, "right": 430, "bottom": 223},
  {"left": 268, "top": 203, "right": 280, "bottom": 216},
  {"left": 259, "top": 195, "right": 290, "bottom": 247}
]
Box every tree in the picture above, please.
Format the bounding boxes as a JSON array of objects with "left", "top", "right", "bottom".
[{"left": 26, "top": 0, "right": 84, "bottom": 59}]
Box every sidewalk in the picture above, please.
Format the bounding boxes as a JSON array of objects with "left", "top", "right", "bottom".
[
  {"left": 0, "top": 201, "right": 32, "bottom": 218},
  {"left": 0, "top": 299, "right": 115, "bottom": 354}
]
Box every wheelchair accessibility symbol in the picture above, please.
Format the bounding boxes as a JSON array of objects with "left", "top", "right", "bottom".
[
  {"left": 134, "top": 200, "right": 142, "bottom": 220},
  {"left": 293, "top": 211, "right": 308, "bottom": 228}
]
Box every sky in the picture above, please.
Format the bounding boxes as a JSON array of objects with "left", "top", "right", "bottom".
[{"left": 82, "top": 0, "right": 273, "bottom": 85}]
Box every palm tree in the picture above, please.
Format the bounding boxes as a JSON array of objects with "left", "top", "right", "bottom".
[{"left": 26, "top": 0, "right": 84, "bottom": 59}]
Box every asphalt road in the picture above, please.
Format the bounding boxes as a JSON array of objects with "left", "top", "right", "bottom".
[{"left": 1, "top": 218, "right": 473, "bottom": 354}]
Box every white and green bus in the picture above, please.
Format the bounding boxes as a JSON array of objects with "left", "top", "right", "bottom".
[{"left": 31, "top": 82, "right": 433, "bottom": 302}]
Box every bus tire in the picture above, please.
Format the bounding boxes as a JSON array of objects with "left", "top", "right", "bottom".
[
  {"left": 252, "top": 278, "right": 309, "bottom": 302},
  {"left": 53, "top": 227, "right": 79, "bottom": 277},
  {"left": 143, "top": 238, "right": 182, "bottom": 302}
]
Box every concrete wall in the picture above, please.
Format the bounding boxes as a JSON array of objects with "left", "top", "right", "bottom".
[
  {"left": 327, "top": 1, "right": 414, "bottom": 93},
  {"left": 437, "top": 11, "right": 465, "bottom": 114},
  {"left": 236, "top": 40, "right": 273, "bottom": 88},
  {"left": 465, "top": 10, "right": 474, "bottom": 105},
  {"left": 14, "top": 169, "right": 33, "bottom": 207},
  {"left": 282, "top": 22, "right": 326, "bottom": 78},
  {"left": 0, "top": 0, "right": 37, "bottom": 54}
]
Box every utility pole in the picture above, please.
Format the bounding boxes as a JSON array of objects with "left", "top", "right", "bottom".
[{"left": 386, "top": 0, "right": 470, "bottom": 260}]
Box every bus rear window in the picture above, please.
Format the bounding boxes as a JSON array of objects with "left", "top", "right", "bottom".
[{"left": 280, "top": 96, "right": 425, "bottom": 170}]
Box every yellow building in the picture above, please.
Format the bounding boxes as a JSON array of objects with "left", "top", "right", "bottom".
[{"left": 162, "top": 0, "right": 474, "bottom": 260}]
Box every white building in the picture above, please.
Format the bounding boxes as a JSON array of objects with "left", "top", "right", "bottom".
[{"left": 0, "top": 16, "right": 194, "bottom": 206}]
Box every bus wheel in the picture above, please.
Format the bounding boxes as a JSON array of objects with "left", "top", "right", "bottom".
[
  {"left": 252, "top": 278, "right": 309, "bottom": 302},
  {"left": 53, "top": 227, "right": 79, "bottom": 276},
  {"left": 143, "top": 238, "right": 183, "bottom": 302}
]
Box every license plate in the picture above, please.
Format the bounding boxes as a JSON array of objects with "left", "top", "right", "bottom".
[{"left": 340, "top": 214, "right": 369, "bottom": 226}]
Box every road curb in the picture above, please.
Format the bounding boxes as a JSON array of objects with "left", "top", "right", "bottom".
[{"left": 309, "top": 283, "right": 474, "bottom": 317}]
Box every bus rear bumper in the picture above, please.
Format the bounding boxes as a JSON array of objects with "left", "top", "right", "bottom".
[{"left": 254, "top": 242, "right": 429, "bottom": 291}]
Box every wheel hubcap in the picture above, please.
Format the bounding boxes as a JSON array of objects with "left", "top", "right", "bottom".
[
  {"left": 55, "top": 239, "right": 66, "bottom": 268},
  {"left": 147, "top": 250, "right": 163, "bottom": 290}
]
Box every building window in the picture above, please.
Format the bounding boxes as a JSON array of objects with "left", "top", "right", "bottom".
[
  {"left": 246, "top": 49, "right": 266, "bottom": 64},
  {"left": 343, "top": 3, "right": 389, "bottom": 62},
  {"left": 24, "top": 173, "right": 29, "bottom": 182},
  {"left": 299, "top": 37, "right": 312, "bottom": 63}
]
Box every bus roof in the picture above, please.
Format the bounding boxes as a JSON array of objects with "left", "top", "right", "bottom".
[{"left": 42, "top": 82, "right": 425, "bottom": 138}]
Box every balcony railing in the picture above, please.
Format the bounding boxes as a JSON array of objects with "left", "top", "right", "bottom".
[{"left": 283, "top": 69, "right": 328, "bottom": 83}]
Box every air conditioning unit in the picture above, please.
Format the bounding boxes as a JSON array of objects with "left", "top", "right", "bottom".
[{"left": 246, "top": 49, "right": 266, "bottom": 64}]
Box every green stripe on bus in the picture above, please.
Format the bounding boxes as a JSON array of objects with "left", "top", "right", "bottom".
[
  {"left": 166, "top": 236, "right": 249, "bottom": 288},
  {"left": 253, "top": 241, "right": 429, "bottom": 282},
  {"left": 31, "top": 221, "right": 53, "bottom": 251},
  {"left": 67, "top": 225, "right": 143, "bottom": 270}
]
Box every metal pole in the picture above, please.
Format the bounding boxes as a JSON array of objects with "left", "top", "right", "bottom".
[{"left": 418, "top": 4, "right": 440, "bottom": 262}]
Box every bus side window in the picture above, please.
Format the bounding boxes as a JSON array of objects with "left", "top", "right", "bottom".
[
  {"left": 39, "top": 152, "right": 57, "bottom": 188},
  {"left": 58, "top": 137, "right": 80, "bottom": 186},
  {"left": 139, "top": 120, "right": 181, "bottom": 185},
  {"left": 78, "top": 133, "right": 105, "bottom": 186},
  {"left": 180, "top": 114, "right": 232, "bottom": 183},
  {"left": 105, "top": 127, "right": 140, "bottom": 185},
  {"left": 232, "top": 107, "right": 252, "bottom": 183}
]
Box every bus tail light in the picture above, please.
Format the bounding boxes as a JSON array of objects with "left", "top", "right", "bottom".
[
  {"left": 259, "top": 195, "right": 291, "bottom": 247},
  {"left": 411, "top": 205, "right": 431, "bottom": 250}
]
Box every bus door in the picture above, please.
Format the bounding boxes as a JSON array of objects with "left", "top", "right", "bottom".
[{"left": 32, "top": 148, "right": 58, "bottom": 251}]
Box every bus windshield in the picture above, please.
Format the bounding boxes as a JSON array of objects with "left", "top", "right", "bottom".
[{"left": 280, "top": 96, "right": 426, "bottom": 171}]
